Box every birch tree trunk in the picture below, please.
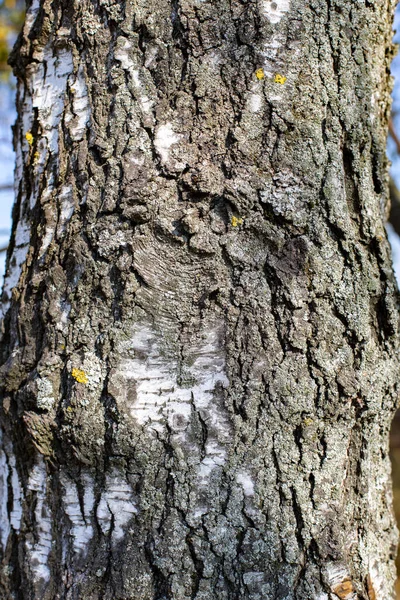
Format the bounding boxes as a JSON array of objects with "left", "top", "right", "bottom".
[{"left": 0, "top": 0, "right": 399, "bottom": 598}]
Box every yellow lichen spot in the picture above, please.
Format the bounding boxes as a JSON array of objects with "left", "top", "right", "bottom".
[
  {"left": 66, "top": 406, "right": 73, "bottom": 413},
  {"left": 25, "top": 131, "right": 34, "bottom": 145},
  {"left": 71, "top": 368, "right": 88, "bottom": 384},
  {"left": 274, "top": 73, "right": 287, "bottom": 85},
  {"left": 303, "top": 417, "right": 314, "bottom": 426},
  {"left": 255, "top": 68, "right": 265, "bottom": 80},
  {"left": 231, "top": 216, "right": 244, "bottom": 227},
  {"left": 33, "top": 150, "right": 40, "bottom": 165}
]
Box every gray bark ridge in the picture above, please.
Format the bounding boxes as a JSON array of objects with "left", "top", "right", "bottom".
[{"left": 0, "top": 0, "right": 399, "bottom": 599}]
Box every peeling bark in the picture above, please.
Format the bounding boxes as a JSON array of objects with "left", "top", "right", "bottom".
[{"left": 0, "top": 0, "right": 399, "bottom": 598}]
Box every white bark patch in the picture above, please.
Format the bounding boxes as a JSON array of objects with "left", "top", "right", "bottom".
[
  {"left": 131, "top": 69, "right": 154, "bottom": 115},
  {"left": 262, "top": 0, "right": 290, "bottom": 24},
  {"left": 154, "top": 123, "right": 182, "bottom": 165},
  {"left": 8, "top": 451, "right": 23, "bottom": 532},
  {"left": 122, "top": 323, "right": 228, "bottom": 425},
  {"left": 197, "top": 443, "right": 227, "bottom": 482},
  {"left": 96, "top": 471, "right": 137, "bottom": 540},
  {"left": 83, "top": 473, "right": 96, "bottom": 517},
  {"left": 31, "top": 46, "right": 73, "bottom": 156},
  {"left": 23, "top": 0, "right": 40, "bottom": 36},
  {"left": 21, "top": 87, "right": 34, "bottom": 143},
  {"left": 39, "top": 226, "right": 55, "bottom": 257},
  {"left": 368, "top": 561, "right": 385, "bottom": 600},
  {"left": 61, "top": 473, "right": 94, "bottom": 555},
  {"left": 0, "top": 222, "right": 30, "bottom": 316},
  {"left": 0, "top": 434, "right": 23, "bottom": 545},
  {"left": 26, "top": 458, "right": 52, "bottom": 583},
  {"left": 114, "top": 37, "right": 155, "bottom": 118},
  {"left": 249, "top": 93, "right": 263, "bottom": 113},
  {"left": 113, "top": 321, "right": 230, "bottom": 485},
  {"left": 114, "top": 37, "right": 134, "bottom": 70},
  {"left": 236, "top": 472, "right": 255, "bottom": 497},
  {"left": 325, "top": 563, "right": 349, "bottom": 585},
  {"left": 66, "top": 66, "right": 91, "bottom": 141},
  {"left": 15, "top": 219, "right": 31, "bottom": 247},
  {"left": 3, "top": 246, "right": 29, "bottom": 293},
  {"left": 57, "top": 184, "right": 75, "bottom": 236},
  {"left": 260, "top": 37, "right": 285, "bottom": 79},
  {"left": 0, "top": 435, "right": 10, "bottom": 552},
  {"left": 1, "top": 216, "right": 30, "bottom": 311}
]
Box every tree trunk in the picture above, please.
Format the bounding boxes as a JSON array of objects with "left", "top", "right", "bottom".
[{"left": 0, "top": 0, "right": 399, "bottom": 598}]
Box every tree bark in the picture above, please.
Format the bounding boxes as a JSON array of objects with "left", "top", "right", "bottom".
[{"left": 0, "top": 0, "right": 399, "bottom": 598}]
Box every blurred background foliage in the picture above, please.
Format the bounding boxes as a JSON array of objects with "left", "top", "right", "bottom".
[{"left": 0, "top": 0, "right": 24, "bottom": 76}]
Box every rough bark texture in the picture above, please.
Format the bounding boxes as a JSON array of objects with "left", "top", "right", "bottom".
[{"left": 0, "top": 0, "right": 399, "bottom": 598}]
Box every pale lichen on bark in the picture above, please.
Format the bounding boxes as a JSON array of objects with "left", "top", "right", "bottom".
[{"left": 0, "top": 0, "right": 399, "bottom": 598}]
